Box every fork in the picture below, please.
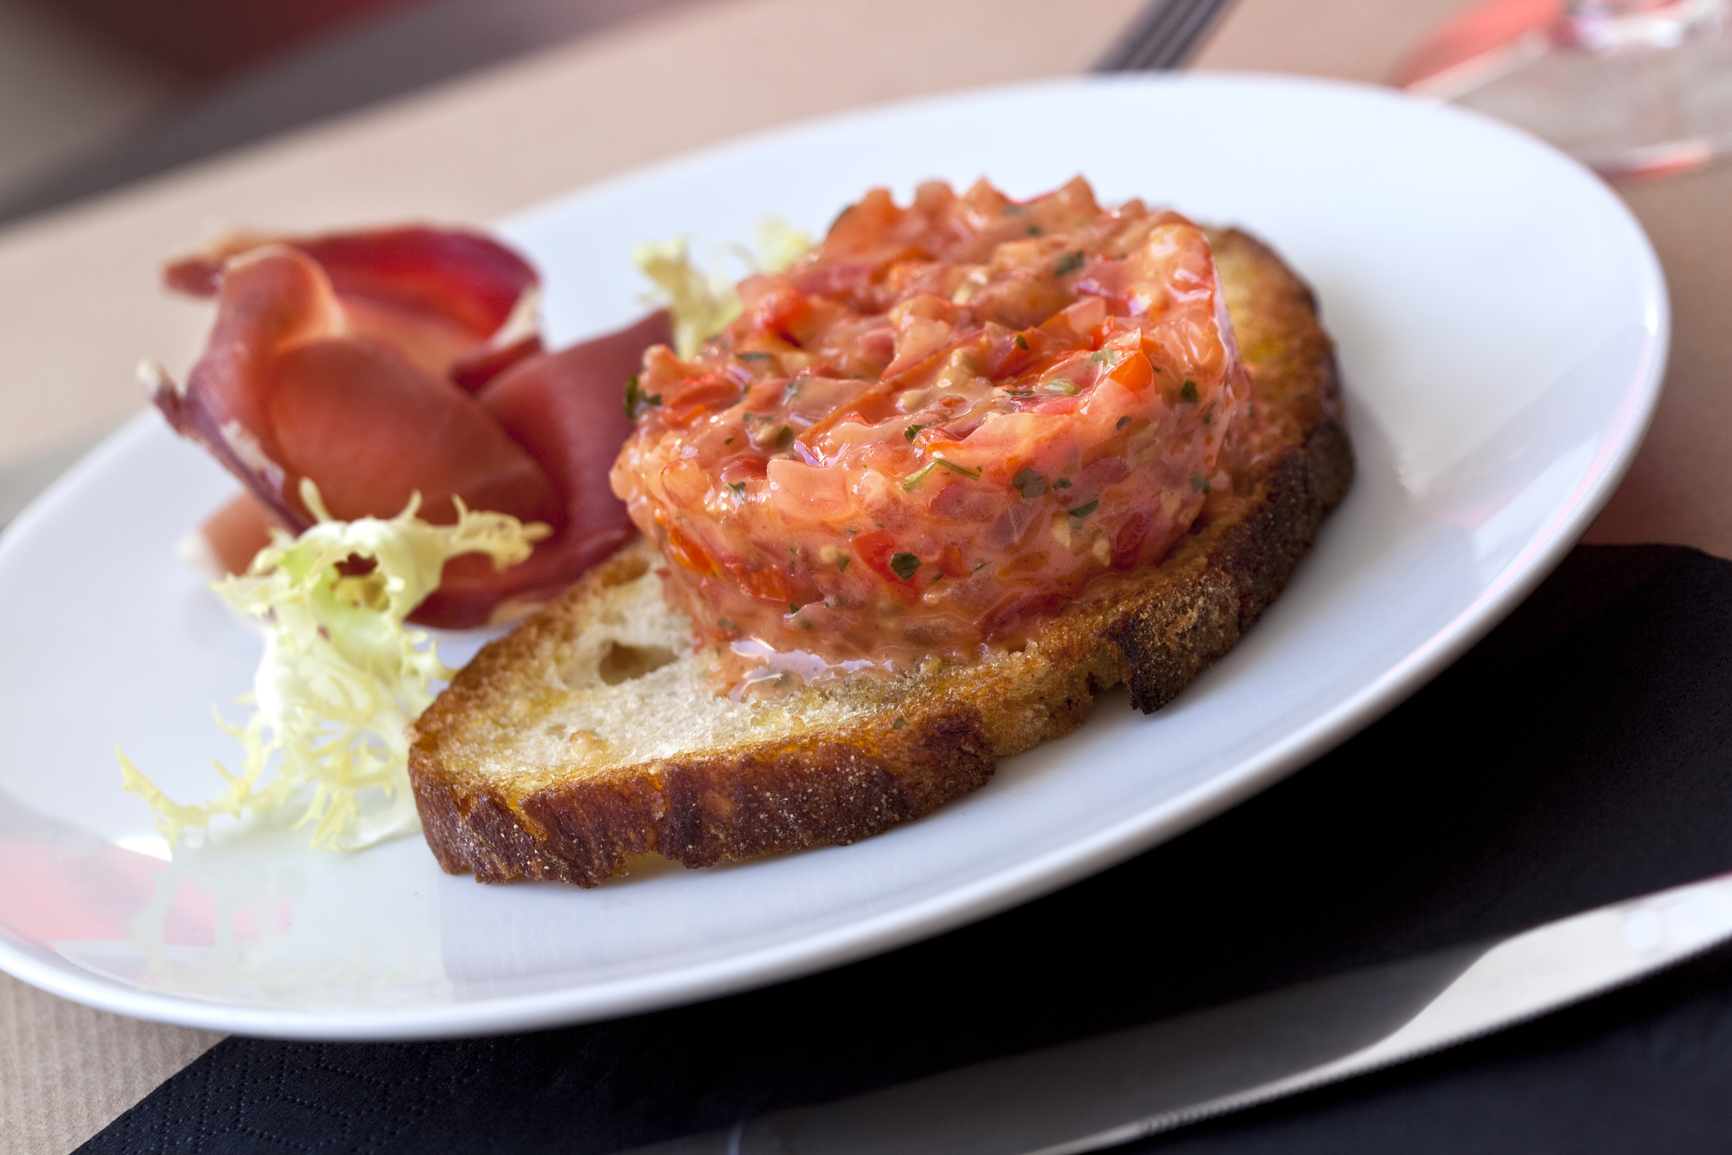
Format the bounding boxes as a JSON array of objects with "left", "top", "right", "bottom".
[{"left": 1093, "top": 0, "right": 1240, "bottom": 71}]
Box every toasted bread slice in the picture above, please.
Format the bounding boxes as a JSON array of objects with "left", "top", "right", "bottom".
[{"left": 408, "top": 228, "right": 1351, "bottom": 885}]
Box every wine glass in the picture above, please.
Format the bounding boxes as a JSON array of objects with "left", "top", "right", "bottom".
[{"left": 1394, "top": 0, "right": 1732, "bottom": 177}]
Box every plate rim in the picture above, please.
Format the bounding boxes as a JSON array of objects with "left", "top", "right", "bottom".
[{"left": 0, "top": 70, "right": 1670, "bottom": 1038}]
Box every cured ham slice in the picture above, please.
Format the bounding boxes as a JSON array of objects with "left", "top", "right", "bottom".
[
  {"left": 153, "top": 226, "right": 667, "bottom": 627},
  {"left": 417, "top": 310, "right": 668, "bottom": 627},
  {"left": 164, "top": 226, "right": 541, "bottom": 360}
]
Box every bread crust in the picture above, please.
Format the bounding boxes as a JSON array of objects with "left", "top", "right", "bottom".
[{"left": 409, "top": 228, "right": 1352, "bottom": 885}]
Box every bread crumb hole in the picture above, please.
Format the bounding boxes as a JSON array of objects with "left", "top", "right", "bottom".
[{"left": 597, "top": 641, "right": 678, "bottom": 685}]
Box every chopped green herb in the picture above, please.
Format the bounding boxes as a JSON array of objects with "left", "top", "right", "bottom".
[
  {"left": 789, "top": 602, "right": 800, "bottom": 614},
  {"left": 736, "top": 351, "right": 772, "bottom": 362},
  {"left": 1190, "top": 472, "right": 1211, "bottom": 493},
  {"left": 1202, "top": 404, "right": 1215, "bottom": 426},
  {"left": 891, "top": 717, "right": 907, "bottom": 730},
  {"left": 1069, "top": 499, "right": 1099, "bottom": 519},
  {"left": 1026, "top": 224, "right": 1044, "bottom": 237},
  {"left": 1014, "top": 333, "right": 1029, "bottom": 350},
  {"left": 775, "top": 425, "right": 794, "bottom": 450},
  {"left": 717, "top": 618, "right": 736, "bottom": 631},
  {"left": 1011, "top": 467, "right": 1046, "bottom": 499},
  {"left": 942, "top": 459, "right": 981, "bottom": 479},
  {"left": 973, "top": 561, "right": 989, "bottom": 572},
  {"left": 1041, "top": 380, "right": 1080, "bottom": 396},
  {"left": 728, "top": 481, "right": 746, "bottom": 495},
  {"left": 724, "top": 437, "right": 735, "bottom": 445},
  {"left": 1117, "top": 415, "right": 1131, "bottom": 430},
  {"left": 837, "top": 556, "right": 850, "bottom": 572},
  {"left": 890, "top": 552, "right": 921, "bottom": 581},
  {"left": 1180, "top": 380, "right": 1199, "bottom": 403},
  {"left": 1053, "top": 477, "right": 1071, "bottom": 489},
  {"left": 1053, "top": 250, "right": 1085, "bottom": 276},
  {"left": 930, "top": 573, "right": 945, "bottom": 584},
  {"left": 902, "top": 458, "right": 983, "bottom": 491},
  {"left": 623, "top": 375, "right": 660, "bottom": 417},
  {"left": 905, "top": 423, "right": 927, "bottom": 442}
]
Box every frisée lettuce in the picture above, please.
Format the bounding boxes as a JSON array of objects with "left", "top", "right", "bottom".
[
  {"left": 120, "top": 480, "right": 548, "bottom": 851},
  {"left": 634, "top": 218, "right": 811, "bottom": 358}
]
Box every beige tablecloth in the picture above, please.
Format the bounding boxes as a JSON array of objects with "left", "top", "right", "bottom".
[{"left": 3, "top": 0, "right": 1724, "bottom": 1149}]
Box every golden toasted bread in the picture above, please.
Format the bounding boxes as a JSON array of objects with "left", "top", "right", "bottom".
[{"left": 407, "top": 228, "right": 1350, "bottom": 885}]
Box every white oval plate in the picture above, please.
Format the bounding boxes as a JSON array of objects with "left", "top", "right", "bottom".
[{"left": 0, "top": 74, "right": 1665, "bottom": 1039}]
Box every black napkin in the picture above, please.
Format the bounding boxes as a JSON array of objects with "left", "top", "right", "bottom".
[{"left": 81, "top": 544, "right": 1732, "bottom": 1154}]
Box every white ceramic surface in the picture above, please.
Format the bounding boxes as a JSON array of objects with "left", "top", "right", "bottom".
[{"left": 0, "top": 75, "right": 1666, "bottom": 1039}]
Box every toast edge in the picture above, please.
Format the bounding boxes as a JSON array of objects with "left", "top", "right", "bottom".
[
  {"left": 410, "top": 706, "right": 996, "bottom": 884},
  {"left": 1113, "top": 404, "right": 1352, "bottom": 713}
]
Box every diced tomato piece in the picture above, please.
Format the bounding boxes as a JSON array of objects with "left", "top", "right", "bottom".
[
  {"left": 747, "top": 285, "right": 813, "bottom": 345},
  {"left": 660, "top": 377, "right": 741, "bottom": 425},
  {"left": 1107, "top": 350, "right": 1154, "bottom": 392},
  {"left": 734, "top": 563, "right": 792, "bottom": 604},
  {"left": 659, "top": 517, "right": 717, "bottom": 578},
  {"left": 852, "top": 528, "right": 921, "bottom": 605}
]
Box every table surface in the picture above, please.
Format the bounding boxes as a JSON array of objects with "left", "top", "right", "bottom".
[{"left": 4, "top": 0, "right": 1729, "bottom": 1150}]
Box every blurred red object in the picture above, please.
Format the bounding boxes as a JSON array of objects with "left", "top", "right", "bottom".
[
  {"left": 47, "top": 0, "right": 424, "bottom": 81},
  {"left": 1391, "top": 0, "right": 1567, "bottom": 89}
]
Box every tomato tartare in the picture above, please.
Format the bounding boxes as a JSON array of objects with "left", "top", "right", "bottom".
[{"left": 611, "top": 177, "right": 1250, "bottom": 692}]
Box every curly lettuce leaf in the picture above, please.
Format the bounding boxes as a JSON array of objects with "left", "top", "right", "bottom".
[
  {"left": 634, "top": 217, "right": 811, "bottom": 358},
  {"left": 120, "top": 480, "right": 548, "bottom": 851}
]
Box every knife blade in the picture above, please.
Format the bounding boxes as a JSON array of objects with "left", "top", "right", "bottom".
[{"left": 619, "top": 870, "right": 1732, "bottom": 1155}]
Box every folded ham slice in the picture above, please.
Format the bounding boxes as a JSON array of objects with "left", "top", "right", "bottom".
[{"left": 152, "top": 226, "right": 667, "bottom": 627}]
